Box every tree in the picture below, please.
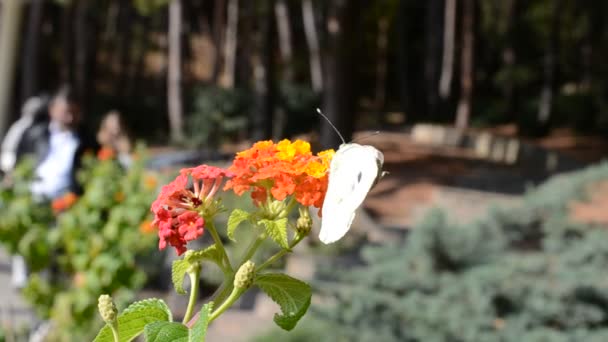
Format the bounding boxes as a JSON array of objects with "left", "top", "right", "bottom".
[
  {"left": 536, "top": 0, "right": 563, "bottom": 126},
  {"left": 455, "top": 0, "right": 475, "bottom": 129},
  {"left": 439, "top": 0, "right": 456, "bottom": 100},
  {"left": 302, "top": 0, "right": 323, "bottom": 93},
  {"left": 321, "top": 0, "right": 359, "bottom": 149},
  {"left": 168, "top": 0, "right": 184, "bottom": 142},
  {"left": 219, "top": 0, "right": 238, "bottom": 88},
  {"left": 425, "top": 0, "right": 443, "bottom": 119},
  {"left": 250, "top": 1, "right": 275, "bottom": 141},
  {"left": 21, "top": 0, "right": 45, "bottom": 102},
  {"left": 0, "top": 0, "right": 26, "bottom": 136}
]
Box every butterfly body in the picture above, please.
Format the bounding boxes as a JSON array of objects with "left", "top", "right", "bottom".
[{"left": 319, "top": 143, "right": 384, "bottom": 244}]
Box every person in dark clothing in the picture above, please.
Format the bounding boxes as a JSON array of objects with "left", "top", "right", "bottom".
[{"left": 16, "top": 85, "right": 97, "bottom": 199}]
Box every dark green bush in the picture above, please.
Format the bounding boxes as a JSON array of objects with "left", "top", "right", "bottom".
[{"left": 262, "top": 162, "right": 608, "bottom": 341}]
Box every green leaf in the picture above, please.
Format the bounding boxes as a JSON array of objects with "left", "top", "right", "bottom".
[
  {"left": 144, "top": 322, "right": 188, "bottom": 342},
  {"left": 185, "top": 245, "right": 223, "bottom": 265},
  {"left": 93, "top": 298, "right": 172, "bottom": 342},
  {"left": 189, "top": 303, "right": 214, "bottom": 342},
  {"left": 260, "top": 218, "right": 289, "bottom": 249},
  {"left": 172, "top": 259, "right": 190, "bottom": 295},
  {"left": 227, "top": 209, "right": 250, "bottom": 241},
  {"left": 255, "top": 273, "right": 312, "bottom": 331}
]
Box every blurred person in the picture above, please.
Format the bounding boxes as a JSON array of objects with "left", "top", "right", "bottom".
[
  {"left": 0, "top": 95, "right": 49, "bottom": 174},
  {"left": 96, "top": 110, "right": 132, "bottom": 167},
  {"left": 18, "top": 85, "right": 96, "bottom": 199},
  {"left": 11, "top": 85, "right": 96, "bottom": 288}
]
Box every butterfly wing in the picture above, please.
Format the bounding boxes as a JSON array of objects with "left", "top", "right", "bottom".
[{"left": 319, "top": 144, "right": 384, "bottom": 244}]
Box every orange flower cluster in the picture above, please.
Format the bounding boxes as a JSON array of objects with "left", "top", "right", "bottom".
[
  {"left": 51, "top": 192, "right": 78, "bottom": 214},
  {"left": 97, "top": 147, "right": 115, "bottom": 161},
  {"left": 224, "top": 139, "right": 334, "bottom": 210}
]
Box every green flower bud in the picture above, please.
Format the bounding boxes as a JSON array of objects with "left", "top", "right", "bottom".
[
  {"left": 234, "top": 260, "right": 256, "bottom": 289},
  {"left": 296, "top": 207, "right": 312, "bottom": 235},
  {"left": 98, "top": 294, "right": 117, "bottom": 324}
]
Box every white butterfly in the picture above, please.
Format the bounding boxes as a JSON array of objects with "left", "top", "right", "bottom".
[{"left": 319, "top": 142, "right": 385, "bottom": 244}]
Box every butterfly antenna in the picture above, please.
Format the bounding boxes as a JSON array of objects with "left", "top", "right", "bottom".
[
  {"left": 316, "top": 108, "right": 346, "bottom": 144},
  {"left": 354, "top": 131, "right": 381, "bottom": 143}
]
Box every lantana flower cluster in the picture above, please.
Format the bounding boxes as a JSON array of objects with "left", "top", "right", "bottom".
[
  {"left": 224, "top": 139, "right": 334, "bottom": 209},
  {"left": 151, "top": 165, "right": 233, "bottom": 255},
  {"left": 150, "top": 139, "right": 334, "bottom": 255}
]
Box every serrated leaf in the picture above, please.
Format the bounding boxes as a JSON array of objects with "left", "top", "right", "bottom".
[
  {"left": 189, "top": 303, "right": 214, "bottom": 342},
  {"left": 172, "top": 259, "right": 189, "bottom": 295},
  {"left": 259, "top": 218, "right": 289, "bottom": 249},
  {"left": 185, "top": 245, "right": 223, "bottom": 265},
  {"left": 255, "top": 273, "right": 312, "bottom": 331},
  {"left": 93, "top": 298, "right": 172, "bottom": 342},
  {"left": 144, "top": 322, "right": 188, "bottom": 342},
  {"left": 227, "top": 209, "right": 250, "bottom": 241}
]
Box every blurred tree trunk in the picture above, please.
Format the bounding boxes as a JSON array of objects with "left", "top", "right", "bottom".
[
  {"left": 321, "top": 0, "right": 359, "bottom": 149},
  {"left": 501, "top": 0, "right": 517, "bottom": 118},
  {"left": 537, "top": 0, "right": 563, "bottom": 126},
  {"left": 425, "top": 0, "right": 443, "bottom": 119},
  {"left": 211, "top": 0, "right": 225, "bottom": 84},
  {"left": 61, "top": 2, "right": 75, "bottom": 85},
  {"left": 130, "top": 17, "right": 151, "bottom": 97},
  {"left": 21, "top": 0, "right": 44, "bottom": 102},
  {"left": 117, "top": 2, "right": 133, "bottom": 102},
  {"left": 219, "top": 0, "right": 238, "bottom": 88},
  {"left": 0, "top": 0, "right": 25, "bottom": 135},
  {"left": 74, "top": 0, "right": 98, "bottom": 112},
  {"left": 455, "top": 0, "right": 474, "bottom": 129},
  {"left": 439, "top": 0, "right": 456, "bottom": 100},
  {"left": 302, "top": 0, "right": 322, "bottom": 93},
  {"left": 168, "top": 0, "right": 184, "bottom": 142},
  {"left": 396, "top": 1, "right": 411, "bottom": 120},
  {"left": 373, "top": 16, "right": 389, "bottom": 115},
  {"left": 250, "top": 1, "right": 275, "bottom": 141},
  {"left": 273, "top": 0, "right": 292, "bottom": 138}
]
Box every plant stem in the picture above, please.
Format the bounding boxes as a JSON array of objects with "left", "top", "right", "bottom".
[
  {"left": 182, "top": 266, "right": 201, "bottom": 324},
  {"left": 212, "top": 282, "right": 234, "bottom": 310},
  {"left": 109, "top": 322, "right": 119, "bottom": 342},
  {"left": 239, "top": 234, "right": 265, "bottom": 265},
  {"left": 256, "top": 233, "right": 305, "bottom": 272},
  {"left": 209, "top": 286, "right": 245, "bottom": 322},
  {"left": 206, "top": 221, "right": 233, "bottom": 273}
]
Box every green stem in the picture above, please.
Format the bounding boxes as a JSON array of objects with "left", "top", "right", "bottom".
[
  {"left": 182, "top": 265, "right": 201, "bottom": 324},
  {"left": 209, "top": 287, "right": 245, "bottom": 322},
  {"left": 256, "top": 233, "right": 305, "bottom": 272},
  {"left": 239, "top": 234, "right": 266, "bottom": 265},
  {"left": 206, "top": 221, "right": 233, "bottom": 273},
  {"left": 212, "top": 282, "right": 234, "bottom": 309},
  {"left": 109, "top": 322, "right": 119, "bottom": 342}
]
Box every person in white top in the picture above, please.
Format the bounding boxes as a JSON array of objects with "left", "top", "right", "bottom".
[{"left": 10, "top": 86, "right": 96, "bottom": 288}]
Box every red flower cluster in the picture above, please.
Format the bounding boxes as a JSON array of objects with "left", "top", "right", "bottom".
[
  {"left": 151, "top": 165, "right": 233, "bottom": 255},
  {"left": 97, "top": 147, "right": 116, "bottom": 161},
  {"left": 51, "top": 192, "right": 78, "bottom": 214},
  {"left": 224, "top": 140, "right": 334, "bottom": 210}
]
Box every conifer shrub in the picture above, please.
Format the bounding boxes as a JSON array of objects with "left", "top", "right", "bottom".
[{"left": 261, "top": 162, "right": 608, "bottom": 341}]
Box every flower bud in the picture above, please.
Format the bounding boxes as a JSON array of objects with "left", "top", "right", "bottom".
[
  {"left": 234, "top": 260, "right": 256, "bottom": 290},
  {"left": 98, "top": 294, "right": 117, "bottom": 324},
  {"left": 296, "top": 207, "right": 312, "bottom": 235}
]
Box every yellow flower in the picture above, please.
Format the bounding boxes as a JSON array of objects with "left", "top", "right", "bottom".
[{"left": 276, "top": 139, "right": 311, "bottom": 161}]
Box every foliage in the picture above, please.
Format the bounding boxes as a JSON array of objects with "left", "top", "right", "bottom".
[
  {"left": 263, "top": 162, "right": 608, "bottom": 341},
  {"left": 0, "top": 148, "right": 158, "bottom": 341},
  {"left": 185, "top": 86, "right": 250, "bottom": 148}
]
